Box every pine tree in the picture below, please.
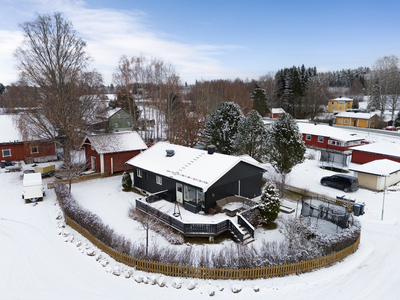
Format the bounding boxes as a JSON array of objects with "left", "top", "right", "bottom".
[
  {"left": 203, "top": 101, "right": 243, "bottom": 154},
  {"left": 122, "top": 171, "right": 132, "bottom": 190},
  {"left": 251, "top": 83, "right": 269, "bottom": 117},
  {"left": 267, "top": 113, "right": 306, "bottom": 196},
  {"left": 259, "top": 180, "right": 280, "bottom": 224},
  {"left": 234, "top": 110, "right": 267, "bottom": 161}
]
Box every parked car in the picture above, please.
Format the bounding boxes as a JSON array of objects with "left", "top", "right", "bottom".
[
  {"left": 385, "top": 126, "right": 397, "bottom": 131},
  {"left": 320, "top": 174, "right": 359, "bottom": 192}
]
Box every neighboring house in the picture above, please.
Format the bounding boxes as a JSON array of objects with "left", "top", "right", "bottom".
[
  {"left": 0, "top": 114, "right": 56, "bottom": 164},
  {"left": 81, "top": 131, "right": 147, "bottom": 174},
  {"left": 125, "top": 142, "right": 266, "bottom": 214},
  {"left": 108, "top": 108, "right": 133, "bottom": 132},
  {"left": 298, "top": 123, "right": 365, "bottom": 168},
  {"left": 270, "top": 108, "right": 285, "bottom": 119},
  {"left": 349, "top": 159, "right": 400, "bottom": 190},
  {"left": 328, "top": 97, "right": 353, "bottom": 113},
  {"left": 89, "top": 107, "right": 133, "bottom": 133},
  {"left": 351, "top": 141, "right": 400, "bottom": 164},
  {"left": 335, "top": 111, "right": 379, "bottom": 128}
]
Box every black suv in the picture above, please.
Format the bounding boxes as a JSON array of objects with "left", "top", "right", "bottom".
[{"left": 320, "top": 174, "right": 359, "bottom": 192}]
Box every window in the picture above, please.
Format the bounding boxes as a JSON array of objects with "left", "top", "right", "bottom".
[
  {"left": 370, "top": 121, "right": 375, "bottom": 126},
  {"left": 306, "top": 134, "right": 311, "bottom": 141},
  {"left": 156, "top": 176, "right": 162, "bottom": 185},
  {"left": 328, "top": 140, "right": 344, "bottom": 147},
  {"left": 114, "top": 122, "right": 119, "bottom": 128},
  {"left": 137, "top": 169, "right": 142, "bottom": 178},
  {"left": 2, "top": 149, "right": 11, "bottom": 157},
  {"left": 318, "top": 136, "right": 324, "bottom": 143},
  {"left": 339, "top": 107, "right": 342, "bottom": 110},
  {"left": 30, "top": 146, "right": 39, "bottom": 154},
  {"left": 184, "top": 185, "right": 197, "bottom": 202},
  {"left": 337, "top": 119, "right": 342, "bottom": 124},
  {"left": 344, "top": 119, "right": 349, "bottom": 124}
]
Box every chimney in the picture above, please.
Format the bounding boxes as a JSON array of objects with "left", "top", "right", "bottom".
[
  {"left": 166, "top": 149, "right": 175, "bottom": 157},
  {"left": 207, "top": 145, "right": 216, "bottom": 155}
]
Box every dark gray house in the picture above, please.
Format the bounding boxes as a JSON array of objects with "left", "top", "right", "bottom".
[{"left": 125, "top": 142, "right": 265, "bottom": 214}]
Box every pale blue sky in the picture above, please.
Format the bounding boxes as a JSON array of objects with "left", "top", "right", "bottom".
[{"left": 1, "top": 0, "right": 399, "bottom": 85}]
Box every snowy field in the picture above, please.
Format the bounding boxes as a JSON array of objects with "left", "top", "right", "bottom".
[{"left": 2, "top": 131, "right": 400, "bottom": 299}]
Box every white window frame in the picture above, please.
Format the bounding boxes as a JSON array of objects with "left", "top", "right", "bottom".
[
  {"left": 318, "top": 136, "right": 324, "bottom": 143},
  {"left": 156, "top": 175, "right": 162, "bottom": 185},
  {"left": 30, "top": 146, "right": 39, "bottom": 154},
  {"left": 137, "top": 169, "right": 142, "bottom": 178},
  {"left": 337, "top": 119, "right": 342, "bottom": 124},
  {"left": 305, "top": 134, "right": 311, "bottom": 141},
  {"left": 344, "top": 119, "right": 349, "bottom": 124},
  {"left": 2, "top": 149, "right": 11, "bottom": 157}
]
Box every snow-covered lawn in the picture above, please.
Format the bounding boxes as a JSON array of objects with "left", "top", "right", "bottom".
[{"left": 2, "top": 135, "right": 400, "bottom": 299}]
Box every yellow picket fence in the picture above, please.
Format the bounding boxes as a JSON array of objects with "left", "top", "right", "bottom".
[{"left": 62, "top": 212, "right": 360, "bottom": 280}]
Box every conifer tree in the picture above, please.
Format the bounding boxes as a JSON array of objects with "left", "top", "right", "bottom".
[
  {"left": 234, "top": 110, "right": 267, "bottom": 161},
  {"left": 251, "top": 83, "right": 269, "bottom": 117},
  {"left": 259, "top": 180, "right": 280, "bottom": 224},
  {"left": 122, "top": 171, "right": 132, "bottom": 190},
  {"left": 203, "top": 101, "right": 243, "bottom": 154},
  {"left": 267, "top": 113, "right": 306, "bottom": 196}
]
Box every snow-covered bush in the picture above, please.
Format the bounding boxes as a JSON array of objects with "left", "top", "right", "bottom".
[
  {"left": 55, "top": 182, "right": 361, "bottom": 270},
  {"left": 259, "top": 180, "right": 280, "bottom": 224},
  {"left": 121, "top": 171, "right": 132, "bottom": 190}
]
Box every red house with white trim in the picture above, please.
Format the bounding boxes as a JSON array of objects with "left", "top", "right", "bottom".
[
  {"left": 297, "top": 122, "right": 365, "bottom": 168},
  {"left": 0, "top": 115, "right": 56, "bottom": 164},
  {"left": 81, "top": 131, "right": 147, "bottom": 174},
  {"left": 298, "top": 123, "right": 364, "bottom": 152}
]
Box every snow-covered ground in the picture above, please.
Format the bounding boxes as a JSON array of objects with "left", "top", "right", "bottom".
[{"left": 2, "top": 132, "right": 400, "bottom": 299}]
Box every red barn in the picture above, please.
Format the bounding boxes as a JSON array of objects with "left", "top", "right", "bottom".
[
  {"left": 0, "top": 115, "right": 56, "bottom": 164},
  {"left": 351, "top": 142, "right": 400, "bottom": 164},
  {"left": 81, "top": 131, "right": 147, "bottom": 174}
]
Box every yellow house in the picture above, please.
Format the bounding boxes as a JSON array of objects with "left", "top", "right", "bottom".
[
  {"left": 328, "top": 97, "right": 353, "bottom": 113},
  {"left": 335, "top": 112, "right": 379, "bottom": 128}
]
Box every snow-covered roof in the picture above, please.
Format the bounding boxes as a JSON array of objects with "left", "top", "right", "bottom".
[
  {"left": 351, "top": 141, "right": 400, "bottom": 158},
  {"left": 297, "top": 123, "right": 363, "bottom": 142},
  {"left": 84, "top": 131, "right": 147, "bottom": 154},
  {"left": 22, "top": 173, "right": 42, "bottom": 186},
  {"left": 107, "top": 107, "right": 122, "bottom": 118},
  {"left": 125, "top": 142, "right": 265, "bottom": 192},
  {"left": 331, "top": 97, "right": 353, "bottom": 102},
  {"left": 0, "top": 114, "right": 23, "bottom": 143},
  {"left": 350, "top": 159, "right": 400, "bottom": 176},
  {"left": 335, "top": 111, "right": 378, "bottom": 119},
  {"left": 271, "top": 108, "right": 285, "bottom": 114}
]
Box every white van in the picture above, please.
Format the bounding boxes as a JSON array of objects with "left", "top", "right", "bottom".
[{"left": 22, "top": 173, "right": 45, "bottom": 202}]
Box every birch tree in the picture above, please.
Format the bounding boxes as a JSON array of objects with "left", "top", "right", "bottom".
[{"left": 14, "top": 12, "right": 106, "bottom": 163}]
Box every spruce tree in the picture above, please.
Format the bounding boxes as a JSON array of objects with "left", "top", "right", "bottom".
[
  {"left": 251, "top": 83, "right": 269, "bottom": 117},
  {"left": 267, "top": 113, "right": 306, "bottom": 196},
  {"left": 259, "top": 180, "right": 280, "bottom": 224},
  {"left": 203, "top": 101, "right": 243, "bottom": 155},
  {"left": 394, "top": 111, "right": 400, "bottom": 127},
  {"left": 234, "top": 110, "right": 267, "bottom": 161},
  {"left": 122, "top": 171, "right": 132, "bottom": 191}
]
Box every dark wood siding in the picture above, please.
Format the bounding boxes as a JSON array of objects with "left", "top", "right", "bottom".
[
  {"left": 133, "top": 167, "right": 177, "bottom": 199},
  {"left": 205, "top": 162, "right": 263, "bottom": 212}
]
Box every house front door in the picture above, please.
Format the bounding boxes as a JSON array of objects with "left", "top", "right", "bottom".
[
  {"left": 176, "top": 183, "right": 183, "bottom": 204},
  {"left": 91, "top": 156, "right": 96, "bottom": 171}
]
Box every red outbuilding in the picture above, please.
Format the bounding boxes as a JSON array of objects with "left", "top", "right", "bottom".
[
  {"left": 81, "top": 131, "right": 147, "bottom": 174},
  {"left": 351, "top": 141, "right": 400, "bottom": 164}
]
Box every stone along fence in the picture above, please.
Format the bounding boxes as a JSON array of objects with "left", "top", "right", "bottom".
[{"left": 56, "top": 189, "right": 361, "bottom": 280}]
